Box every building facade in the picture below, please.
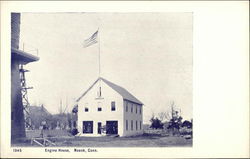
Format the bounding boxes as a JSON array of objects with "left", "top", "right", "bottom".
[{"left": 76, "top": 77, "right": 143, "bottom": 137}]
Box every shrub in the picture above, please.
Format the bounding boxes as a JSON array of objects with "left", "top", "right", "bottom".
[
  {"left": 71, "top": 128, "right": 79, "bottom": 136},
  {"left": 150, "top": 117, "right": 164, "bottom": 129}
]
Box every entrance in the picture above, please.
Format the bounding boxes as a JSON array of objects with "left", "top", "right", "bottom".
[
  {"left": 82, "top": 121, "right": 93, "bottom": 133},
  {"left": 97, "top": 122, "right": 102, "bottom": 134},
  {"left": 106, "top": 121, "right": 118, "bottom": 134}
]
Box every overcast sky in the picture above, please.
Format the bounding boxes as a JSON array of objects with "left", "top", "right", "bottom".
[{"left": 20, "top": 12, "right": 193, "bottom": 123}]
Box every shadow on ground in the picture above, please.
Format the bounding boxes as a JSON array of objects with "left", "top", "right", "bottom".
[{"left": 12, "top": 132, "right": 192, "bottom": 147}]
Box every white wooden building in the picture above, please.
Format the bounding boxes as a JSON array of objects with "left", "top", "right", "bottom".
[{"left": 76, "top": 77, "right": 143, "bottom": 137}]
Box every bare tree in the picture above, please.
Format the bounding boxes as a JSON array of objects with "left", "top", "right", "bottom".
[
  {"left": 58, "top": 99, "right": 63, "bottom": 115},
  {"left": 160, "top": 101, "right": 175, "bottom": 122},
  {"left": 155, "top": 101, "right": 175, "bottom": 123},
  {"left": 167, "top": 101, "right": 183, "bottom": 135},
  {"left": 158, "top": 112, "right": 167, "bottom": 122},
  {"left": 150, "top": 109, "right": 155, "bottom": 119}
]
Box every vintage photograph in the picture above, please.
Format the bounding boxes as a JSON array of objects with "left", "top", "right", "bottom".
[{"left": 11, "top": 12, "right": 193, "bottom": 147}]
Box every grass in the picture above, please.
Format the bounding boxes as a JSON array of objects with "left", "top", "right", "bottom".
[{"left": 12, "top": 130, "right": 192, "bottom": 147}]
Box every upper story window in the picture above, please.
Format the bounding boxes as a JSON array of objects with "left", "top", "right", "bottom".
[
  {"left": 139, "top": 106, "right": 142, "bottom": 114},
  {"left": 135, "top": 105, "right": 138, "bottom": 114},
  {"left": 97, "top": 87, "right": 102, "bottom": 97},
  {"left": 125, "top": 101, "right": 128, "bottom": 112},
  {"left": 111, "top": 101, "right": 116, "bottom": 111},
  {"left": 84, "top": 107, "right": 89, "bottom": 112},
  {"left": 131, "top": 104, "right": 133, "bottom": 113},
  {"left": 97, "top": 102, "right": 102, "bottom": 111},
  {"left": 84, "top": 103, "right": 89, "bottom": 112}
]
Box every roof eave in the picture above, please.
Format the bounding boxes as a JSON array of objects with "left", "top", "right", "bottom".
[
  {"left": 11, "top": 48, "right": 39, "bottom": 64},
  {"left": 123, "top": 98, "right": 143, "bottom": 106}
]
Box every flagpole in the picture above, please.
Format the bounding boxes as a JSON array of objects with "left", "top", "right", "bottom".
[
  {"left": 98, "top": 27, "right": 102, "bottom": 97},
  {"left": 98, "top": 27, "right": 100, "bottom": 78}
]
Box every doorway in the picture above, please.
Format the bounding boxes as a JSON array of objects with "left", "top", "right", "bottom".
[
  {"left": 106, "top": 121, "right": 118, "bottom": 134},
  {"left": 82, "top": 121, "right": 93, "bottom": 133},
  {"left": 97, "top": 122, "right": 102, "bottom": 134}
]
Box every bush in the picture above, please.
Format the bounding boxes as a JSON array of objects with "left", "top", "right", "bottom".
[
  {"left": 179, "top": 127, "right": 192, "bottom": 135},
  {"left": 71, "top": 128, "right": 79, "bottom": 136},
  {"left": 150, "top": 117, "right": 164, "bottom": 129}
]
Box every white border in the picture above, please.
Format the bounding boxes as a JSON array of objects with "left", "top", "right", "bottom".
[{"left": 1, "top": 1, "right": 249, "bottom": 158}]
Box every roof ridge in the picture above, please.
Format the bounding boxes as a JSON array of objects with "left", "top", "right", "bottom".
[{"left": 100, "top": 77, "right": 143, "bottom": 105}]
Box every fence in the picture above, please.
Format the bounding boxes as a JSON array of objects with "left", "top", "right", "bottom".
[
  {"left": 20, "top": 42, "right": 39, "bottom": 57},
  {"left": 26, "top": 129, "right": 71, "bottom": 138}
]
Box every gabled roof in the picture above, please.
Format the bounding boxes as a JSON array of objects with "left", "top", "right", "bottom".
[
  {"left": 101, "top": 78, "right": 143, "bottom": 105},
  {"left": 29, "top": 105, "right": 51, "bottom": 117},
  {"left": 76, "top": 77, "right": 143, "bottom": 105}
]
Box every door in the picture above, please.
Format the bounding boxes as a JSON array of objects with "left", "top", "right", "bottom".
[
  {"left": 82, "top": 121, "right": 93, "bottom": 133},
  {"left": 106, "top": 121, "right": 118, "bottom": 134},
  {"left": 97, "top": 122, "right": 102, "bottom": 134}
]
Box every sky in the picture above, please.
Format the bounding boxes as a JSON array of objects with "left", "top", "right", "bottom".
[{"left": 20, "top": 12, "right": 193, "bottom": 123}]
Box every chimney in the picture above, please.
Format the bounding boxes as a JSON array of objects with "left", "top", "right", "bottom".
[{"left": 11, "top": 13, "right": 21, "bottom": 49}]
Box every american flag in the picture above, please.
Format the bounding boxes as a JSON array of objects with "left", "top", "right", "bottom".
[{"left": 83, "top": 30, "right": 98, "bottom": 48}]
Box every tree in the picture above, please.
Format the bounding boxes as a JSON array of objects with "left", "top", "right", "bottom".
[
  {"left": 166, "top": 101, "right": 183, "bottom": 135},
  {"left": 150, "top": 117, "right": 164, "bottom": 129},
  {"left": 182, "top": 120, "right": 192, "bottom": 128},
  {"left": 167, "top": 116, "right": 183, "bottom": 135},
  {"left": 72, "top": 104, "right": 78, "bottom": 113},
  {"left": 158, "top": 112, "right": 168, "bottom": 122}
]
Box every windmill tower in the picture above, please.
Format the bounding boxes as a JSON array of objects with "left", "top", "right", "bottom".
[{"left": 11, "top": 13, "right": 39, "bottom": 141}]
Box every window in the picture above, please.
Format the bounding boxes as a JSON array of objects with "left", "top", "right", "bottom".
[
  {"left": 99, "top": 87, "right": 102, "bottom": 97},
  {"left": 131, "top": 120, "right": 133, "bottom": 131},
  {"left": 84, "top": 107, "right": 89, "bottom": 112},
  {"left": 136, "top": 105, "right": 137, "bottom": 114},
  {"left": 139, "top": 107, "right": 141, "bottom": 114},
  {"left": 136, "top": 120, "right": 138, "bottom": 130},
  {"left": 97, "top": 87, "right": 102, "bottom": 97},
  {"left": 140, "top": 121, "right": 142, "bottom": 130},
  {"left": 131, "top": 104, "right": 133, "bottom": 113},
  {"left": 111, "top": 101, "right": 116, "bottom": 111},
  {"left": 84, "top": 103, "right": 89, "bottom": 112},
  {"left": 97, "top": 102, "right": 102, "bottom": 111},
  {"left": 125, "top": 102, "right": 128, "bottom": 112},
  {"left": 126, "top": 120, "right": 128, "bottom": 131}
]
